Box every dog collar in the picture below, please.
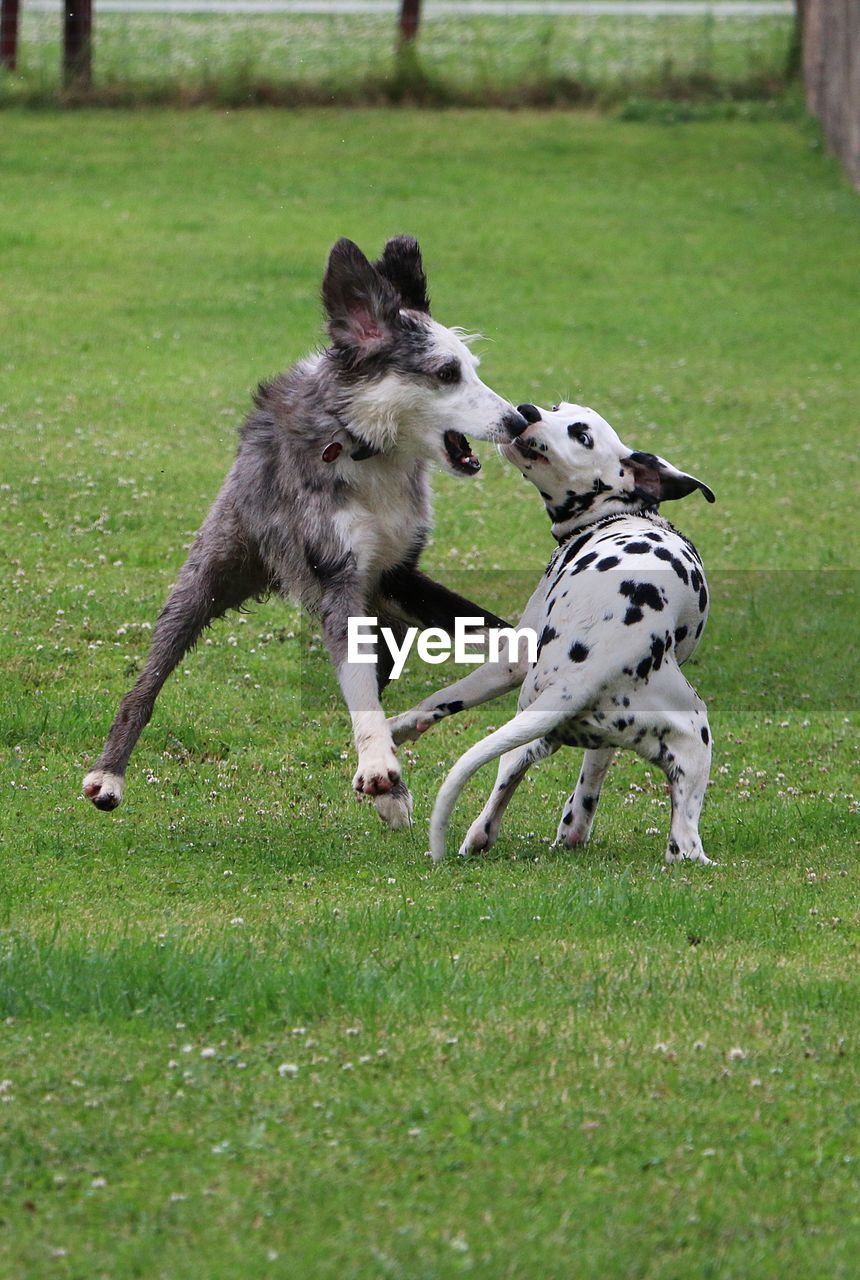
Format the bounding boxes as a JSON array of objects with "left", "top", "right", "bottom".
[
  {"left": 321, "top": 416, "right": 384, "bottom": 464},
  {"left": 552, "top": 511, "right": 633, "bottom": 546}
]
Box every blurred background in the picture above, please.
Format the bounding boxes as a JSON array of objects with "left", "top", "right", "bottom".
[{"left": 2, "top": 0, "right": 799, "bottom": 107}]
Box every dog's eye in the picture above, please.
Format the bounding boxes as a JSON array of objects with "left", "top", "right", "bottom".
[
  {"left": 436, "top": 362, "right": 461, "bottom": 385},
  {"left": 568, "top": 423, "right": 593, "bottom": 448},
  {"left": 551, "top": 404, "right": 560, "bottom": 412}
]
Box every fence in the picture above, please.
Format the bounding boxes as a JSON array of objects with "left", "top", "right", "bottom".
[
  {"left": 802, "top": 0, "right": 860, "bottom": 187},
  {"left": 1, "top": 0, "right": 797, "bottom": 104}
]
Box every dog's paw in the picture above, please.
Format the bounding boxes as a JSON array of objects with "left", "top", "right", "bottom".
[
  {"left": 458, "top": 818, "right": 494, "bottom": 858},
  {"left": 82, "top": 769, "right": 125, "bottom": 811},
  {"left": 387, "top": 712, "right": 434, "bottom": 746},
  {"left": 665, "top": 841, "right": 715, "bottom": 867},
  {"left": 353, "top": 746, "right": 401, "bottom": 797},
  {"left": 374, "top": 781, "right": 413, "bottom": 830},
  {"left": 554, "top": 826, "right": 591, "bottom": 849}
]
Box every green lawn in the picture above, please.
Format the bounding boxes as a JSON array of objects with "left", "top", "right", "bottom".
[{"left": 0, "top": 110, "right": 858, "bottom": 1278}]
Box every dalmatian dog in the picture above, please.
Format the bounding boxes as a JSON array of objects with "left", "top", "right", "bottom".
[{"left": 388, "top": 402, "right": 716, "bottom": 865}]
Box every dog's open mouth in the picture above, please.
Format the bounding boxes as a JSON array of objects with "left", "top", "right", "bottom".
[
  {"left": 514, "top": 437, "right": 549, "bottom": 465},
  {"left": 443, "top": 430, "right": 481, "bottom": 475}
]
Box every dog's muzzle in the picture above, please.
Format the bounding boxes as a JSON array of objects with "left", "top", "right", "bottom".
[
  {"left": 504, "top": 409, "right": 530, "bottom": 438},
  {"left": 516, "top": 404, "right": 543, "bottom": 428}
]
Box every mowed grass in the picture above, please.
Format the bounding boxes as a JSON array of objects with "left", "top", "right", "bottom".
[{"left": 0, "top": 111, "right": 858, "bottom": 1277}]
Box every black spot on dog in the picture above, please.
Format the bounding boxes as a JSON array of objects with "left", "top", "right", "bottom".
[
  {"left": 675, "top": 625, "right": 688, "bottom": 645},
  {"left": 569, "top": 551, "right": 599, "bottom": 576},
  {"left": 619, "top": 580, "right": 664, "bottom": 612},
  {"left": 668, "top": 837, "right": 680, "bottom": 858},
  {"left": 613, "top": 717, "right": 629, "bottom": 731},
  {"left": 582, "top": 795, "right": 595, "bottom": 812},
  {"left": 562, "top": 811, "right": 572, "bottom": 825},
  {"left": 701, "top": 725, "right": 710, "bottom": 744},
  {"left": 699, "top": 585, "right": 708, "bottom": 612},
  {"left": 654, "top": 545, "right": 689, "bottom": 583},
  {"left": 695, "top": 621, "right": 703, "bottom": 638},
  {"left": 439, "top": 699, "right": 464, "bottom": 714},
  {"left": 550, "top": 490, "right": 600, "bottom": 524},
  {"left": 557, "top": 530, "right": 593, "bottom": 565},
  {"left": 624, "top": 541, "right": 652, "bottom": 555},
  {"left": 690, "top": 567, "right": 702, "bottom": 593},
  {"left": 636, "top": 654, "right": 652, "bottom": 680},
  {"left": 596, "top": 555, "right": 621, "bottom": 571},
  {"left": 646, "top": 531, "right": 663, "bottom": 542},
  {"left": 537, "top": 625, "right": 559, "bottom": 658},
  {"left": 569, "top": 641, "right": 590, "bottom": 663},
  {"left": 650, "top": 634, "right": 665, "bottom": 671}
]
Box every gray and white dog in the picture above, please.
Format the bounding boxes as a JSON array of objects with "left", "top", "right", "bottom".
[
  {"left": 82, "top": 237, "right": 526, "bottom": 829},
  {"left": 388, "top": 402, "right": 716, "bottom": 864}
]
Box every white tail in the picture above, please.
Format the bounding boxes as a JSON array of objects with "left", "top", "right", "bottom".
[{"left": 428, "top": 693, "right": 563, "bottom": 863}]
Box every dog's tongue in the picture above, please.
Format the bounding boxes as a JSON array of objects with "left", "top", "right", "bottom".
[{"left": 444, "top": 430, "right": 480, "bottom": 474}]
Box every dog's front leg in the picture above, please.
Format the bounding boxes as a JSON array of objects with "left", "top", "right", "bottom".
[
  {"left": 388, "top": 659, "right": 525, "bottom": 745},
  {"left": 387, "top": 578, "right": 547, "bottom": 744},
  {"left": 318, "top": 580, "right": 412, "bottom": 830}
]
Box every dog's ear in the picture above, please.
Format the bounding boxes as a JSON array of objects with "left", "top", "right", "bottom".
[
  {"left": 373, "top": 236, "right": 430, "bottom": 314},
  {"left": 625, "top": 451, "right": 715, "bottom": 505},
  {"left": 321, "top": 238, "right": 401, "bottom": 357}
]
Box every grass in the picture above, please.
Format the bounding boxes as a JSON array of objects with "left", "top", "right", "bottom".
[
  {"left": 0, "top": 109, "right": 858, "bottom": 1277},
  {"left": 0, "top": 10, "right": 795, "bottom": 107}
]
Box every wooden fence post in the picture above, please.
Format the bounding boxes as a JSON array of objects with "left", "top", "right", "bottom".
[
  {"left": 63, "top": 0, "right": 93, "bottom": 88},
  {"left": 802, "top": 0, "right": 860, "bottom": 186},
  {"left": 1, "top": 0, "right": 20, "bottom": 71},
  {"left": 399, "top": 0, "right": 421, "bottom": 44}
]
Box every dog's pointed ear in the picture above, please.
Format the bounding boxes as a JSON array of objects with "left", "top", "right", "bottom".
[
  {"left": 625, "top": 450, "right": 715, "bottom": 505},
  {"left": 373, "top": 236, "right": 430, "bottom": 314},
  {"left": 321, "top": 238, "right": 401, "bottom": 357}
]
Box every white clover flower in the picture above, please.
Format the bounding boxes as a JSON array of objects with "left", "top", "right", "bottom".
[{"left": 277, "top": 1063, "right": 299, "bottom": 1078}]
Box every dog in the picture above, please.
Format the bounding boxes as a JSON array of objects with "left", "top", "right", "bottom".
[
  {"left": 82, "top": 236, "right": 527, "bottom": 829},
  {"left": 388, "top": 401, "right": 716, "bottom": 864}
]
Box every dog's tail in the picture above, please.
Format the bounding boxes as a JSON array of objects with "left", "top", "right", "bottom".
[{"left": 428, "top": 692, "right": 561, "bottom": 863}]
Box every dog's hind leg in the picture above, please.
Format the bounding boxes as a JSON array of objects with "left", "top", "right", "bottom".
[
  {"left": 429, "top": 689, "right": 565, "bottom": 863},
  {"left": 459, "top": 737, "right": 558, "bottom": 858},
  {"left": 554, "top": 748, "right": 615, "bottom": 848},
  {"left": 630, "top": 667, "right": 713, "bottom": 865},
  {"left": 654, "top": 713, "right": 713, "bottom": 866},
  {"left": 83, "top": 520, "right": 267, "bottom": 811}
]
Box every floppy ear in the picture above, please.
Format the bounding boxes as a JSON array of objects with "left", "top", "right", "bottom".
[
  {"left": 625, "top": 450, "right": 715, "bottom": 505},
  {"left": 321, "top": 238, "right": 401, "bottom": 358},
  {"left": 373, "top": 235, "right": 431, "bottom": 314}
]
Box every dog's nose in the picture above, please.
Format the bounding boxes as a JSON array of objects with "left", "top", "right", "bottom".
[
  {"left": 516, "top": 404, "right": 543, "bottom": 427},
  {"left": 504, "top": 409, "right": 530, "bottom": 437}
]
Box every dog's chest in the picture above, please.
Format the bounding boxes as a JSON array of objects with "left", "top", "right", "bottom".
[{"left": 335, "top": 466, "right": 428, "bottom": 574}]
